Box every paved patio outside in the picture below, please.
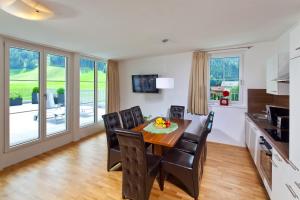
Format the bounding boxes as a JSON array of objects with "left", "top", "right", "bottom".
[{"left": 9, "top": 103, "right": 105, "bottom": 146}]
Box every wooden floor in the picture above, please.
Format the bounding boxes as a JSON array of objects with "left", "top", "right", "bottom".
[{"left": 0, "top": 133, "right": 268, "bottom": 200}]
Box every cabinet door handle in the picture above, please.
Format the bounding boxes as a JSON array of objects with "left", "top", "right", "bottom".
[
  {"left": 295, "top": 182, "right": 300, "bottom": 190},
  {"left": 274, "top": 154, "right": 282, "bottom": 162},
  {"left": 289, "top": 161, "right": 300, "bottom": 172},
  {"left": 286, "top": 184, "right": 299, "bottom": 199},
  {"left": 296, "top": 47, "right": 300, "bottom": 51}
]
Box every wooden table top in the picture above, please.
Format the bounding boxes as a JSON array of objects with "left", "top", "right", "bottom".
[{"left": 132, "top": 118, "right": 192, "bottom": 147}]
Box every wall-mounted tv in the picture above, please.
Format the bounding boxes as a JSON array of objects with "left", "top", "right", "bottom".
[{"left": 132, "top": 74, "right": 159, "bottom": 93}]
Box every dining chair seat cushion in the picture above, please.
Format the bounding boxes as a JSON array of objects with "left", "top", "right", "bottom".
[
  {"left": 181, "top": 132, "right": 200, "bottom": 143},
  {"left": 174, "top": 140, "right": 197, "bottom": 155},
  {"left": 162, "top": 149, "right": 194, "bottom": 169}
]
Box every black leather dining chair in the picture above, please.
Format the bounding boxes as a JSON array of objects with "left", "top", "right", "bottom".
[
  {"left": 114, "top": 128, "right": 161, "bottom": 200},
  {"left": 181, "top": 111, "right": 215, "bottom": 144},
  {"left": 120, "top": 109, "right": 136, "bottom": 129},
  {"left": 169, "top": 105, "right": 185, "bottom": 119},
  {"left": 102, "top": 112, "right": 122, "bottom": 171},
  {"left": 131, "top": 106, "right": 145, "bottom": 126},
  {"left": 176, "top": 112, "right": 214, "bottom": 162},
  {"left": 159, "top": 123, "right": 209, "bottom": 200}
]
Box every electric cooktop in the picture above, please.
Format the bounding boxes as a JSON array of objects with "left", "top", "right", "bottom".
[{"left": 264, "top": 129, "right": 289, "bottom": 143}]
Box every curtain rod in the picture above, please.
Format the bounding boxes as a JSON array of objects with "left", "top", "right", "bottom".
[{"left": 202, "top": 46, "right": 253, "bottom": 53}]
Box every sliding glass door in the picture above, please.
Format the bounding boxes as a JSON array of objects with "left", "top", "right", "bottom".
[
  {"left": 79, "top": 58, "right": 95, "bottom": 126},
  {"left": 8, "top": 47, "right": 41, "bottom": 146},
  {"left": 5, "top": 42, "right": 70, "bottom": 149},
  {"left": 46, "top": 54, "right": 68, "bottom": 136},
  {"left": 97, "top": 61, "right": 107, "bottom": 121},
  {"left": 79, "top": 58, "right": 107, "bottom": 126}
]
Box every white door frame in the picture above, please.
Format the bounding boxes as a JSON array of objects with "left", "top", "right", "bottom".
[{"left": 4, "top": 39, "right": 72, "bottom": 152}]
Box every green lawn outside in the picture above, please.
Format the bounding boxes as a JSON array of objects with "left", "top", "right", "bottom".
[{"left": 10, "top": 66, "right": 106, "bottom": 101}]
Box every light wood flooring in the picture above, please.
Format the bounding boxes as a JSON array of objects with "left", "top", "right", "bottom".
[{"left": 0, "top": 133, "right": 268, "bottom": 200}]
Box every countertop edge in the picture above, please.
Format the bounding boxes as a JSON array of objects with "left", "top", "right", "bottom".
[{"left": 246, "top": 113, "right": 289, "bottom": 162}]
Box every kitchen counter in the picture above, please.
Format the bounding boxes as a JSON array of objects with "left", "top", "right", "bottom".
[{"left": 246, "top": 113, "right": 289, "bottom": 161}]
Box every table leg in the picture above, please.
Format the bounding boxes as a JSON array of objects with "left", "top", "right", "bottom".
[{"left": 153, "top": 144, "right": 163, "bottom": 156}]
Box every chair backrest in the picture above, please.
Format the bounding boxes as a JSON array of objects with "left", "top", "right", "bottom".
[
  {"left": 192, "top": 112, "right": 214, "bottom": 181},
  {"left": 120, "top": 109, "right": 136, "bottom": 129},
  {"left": 131, "top": 106, "right": 145, "bottom": 126},
  {"left": 102, "top": 112, "right": 122, "bottom": 148},
  {"left": 114, "top": 128, "right": 148, "bottom": 200},
  {"left": 204, "top": 111, "right": 214, "bottom": 134},
  {"left": 190, "top": 126, "right": 208, "bottom": 198},
  {"left": 190, "top": 111, "right": 214, "bottom": 197},
  {"left": 170, "top": 105, "right": 185, "bottom": 119}
]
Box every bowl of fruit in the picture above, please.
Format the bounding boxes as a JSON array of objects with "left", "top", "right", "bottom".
[{"left": 155, "top": 117, "right": 171, "bottom": 129}]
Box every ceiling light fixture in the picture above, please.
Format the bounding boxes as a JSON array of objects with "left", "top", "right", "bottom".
[
  {"left": 0, "top": 0, "right": 53, "bottom": 20},
  {"left": 162, "top": 39, "right": 169, "bottom": 43}
]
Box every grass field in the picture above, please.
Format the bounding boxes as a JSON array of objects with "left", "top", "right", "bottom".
[{"left": 10, "top": 66, "right": 106, "bottom": 101}]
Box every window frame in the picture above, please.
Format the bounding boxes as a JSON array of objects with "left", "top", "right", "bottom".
[
  {"left": 208, "top": 52, "right": 244, "bottom": 105},
  {"left": 4, "top": 39, "right": 72, "bottom": 152}
]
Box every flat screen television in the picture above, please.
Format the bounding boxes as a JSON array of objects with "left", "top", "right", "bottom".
[{"left": 132, "top": 74, "right": 159, "bottom": 93}]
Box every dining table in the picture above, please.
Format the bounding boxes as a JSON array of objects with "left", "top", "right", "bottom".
[{"left": 132, "top": 118, "right": 192, "bottom": 155}]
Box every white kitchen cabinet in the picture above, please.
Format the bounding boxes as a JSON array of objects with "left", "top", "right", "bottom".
[
  {"left": 289, "top": 56, "right": 300, "bottom": 170},
  {"left": 248, "top": 123, "right": 257, "bottom": 161},
  {"left": 286, "top": 162, "right": 300, "bottom": 200},
  {"left": 266, "top": 55, "right": 289, "bottom": 95},
  {"left": 290, "top": 24, "right": 300, "bottom": 59},
  {"left": 271, "top": 149, "right": 291, "bottom": 200},
  {"left": 272, "top": 148, "right": 300, "bottom": 200},
  {"left": 245, "top": 116, "right": 252, "bottom": 148}
]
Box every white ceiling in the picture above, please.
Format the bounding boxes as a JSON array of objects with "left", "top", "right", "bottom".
[{"left": 0, "top": 0, "right": 300, "bottom": 60}]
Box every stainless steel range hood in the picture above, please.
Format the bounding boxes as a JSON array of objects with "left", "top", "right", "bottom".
[{"left": 273, "top": 73, "right": 289, "bottom": 83}]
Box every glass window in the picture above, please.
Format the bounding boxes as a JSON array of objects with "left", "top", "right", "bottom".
[
  {"left": 46, "top": 54, "right": 68, "bottom": 136},
  {"left": 209, "top": 56, "right": 241, "bottom": 101},
  {"left": 80, "top": 58, "right": 95, "bottom": 126},
  {"left": 9, "top": 47, "right": 40, "bottom": 146}
]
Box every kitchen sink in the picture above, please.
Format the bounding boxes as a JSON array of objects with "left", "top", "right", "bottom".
[{"left": 252, "top": 113, "right": 268, "bottom": 120}]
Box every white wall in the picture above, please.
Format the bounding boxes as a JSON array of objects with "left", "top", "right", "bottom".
[{"left": 119, "top": 41, "right": 278, "bottom": 147}]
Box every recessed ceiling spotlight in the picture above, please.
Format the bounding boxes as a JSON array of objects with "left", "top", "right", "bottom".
[
  {"left": 0, "top": 0, "right": 53, "bottom": 20},
  {"left": 162, "top": 39, "right": 169, "bottom": 43}
]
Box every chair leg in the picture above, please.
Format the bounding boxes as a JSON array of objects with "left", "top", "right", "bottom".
[
  {"left": 107, "top": 160, "right": 110, "bottom": 172},
  {"left": 159, "top": 167, "right": 165, "bottom": 191}
]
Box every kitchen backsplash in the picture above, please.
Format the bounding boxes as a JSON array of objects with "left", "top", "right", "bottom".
[{"left": 248, "top": 89, "right": 289, "bottom": 113}]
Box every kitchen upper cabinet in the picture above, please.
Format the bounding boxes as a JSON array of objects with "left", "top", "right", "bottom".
[
  {"left": 290, "top": 24, "right": 300, "bottom": 59},
  {"left": 266, "top": 55, "right": 289, "bottom": 95},
  {"left": 289, "top": 57, "right": 300, "bottom": 169}
]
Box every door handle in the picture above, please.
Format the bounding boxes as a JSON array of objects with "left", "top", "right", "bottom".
[
  {"left": 295, "top": 182, "right": 300, "bottom": 190},
  {"left": 286, "top": 184, "right": 299, "bottom": 199},
  {"left": 289, "top": 161, "right": 300, "bottom": 172},
  {"left": 274, "top": 154, "right": 282, "bottom": 162}
]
